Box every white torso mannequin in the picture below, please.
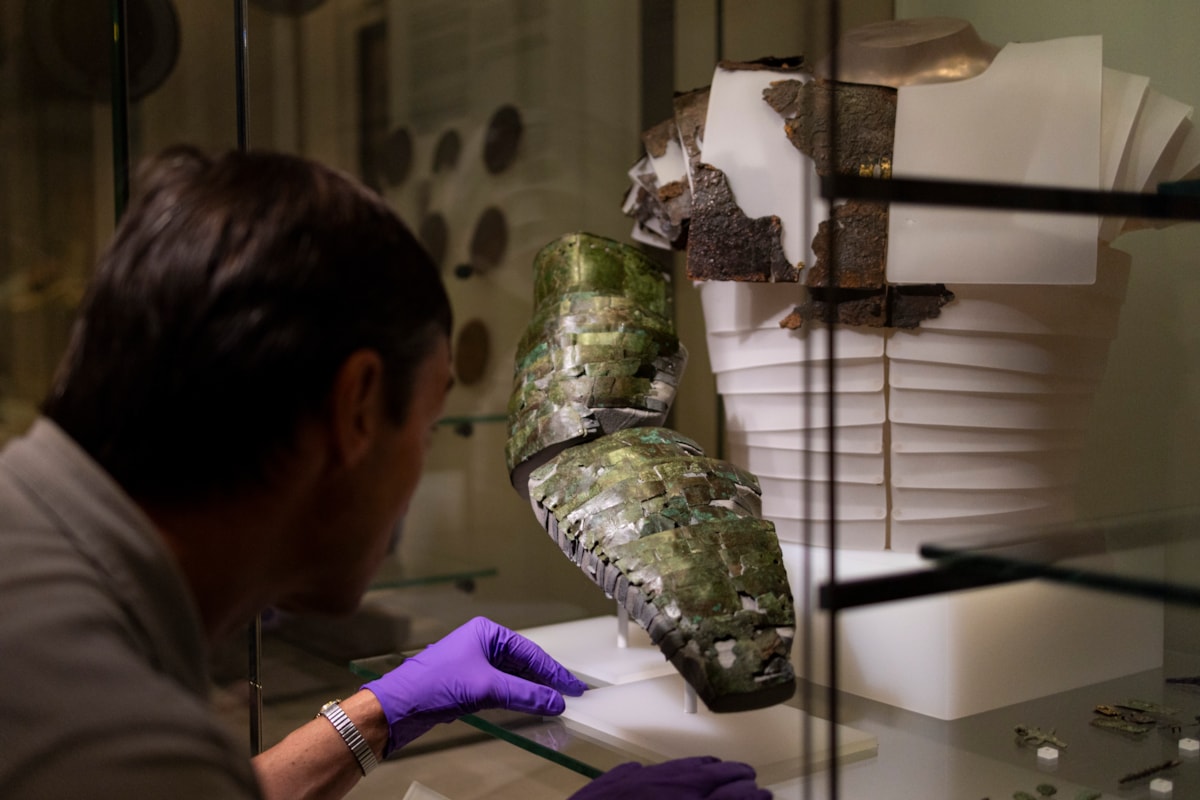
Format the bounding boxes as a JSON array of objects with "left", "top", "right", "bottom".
[{"left": 701, "top": 18, "right": 1187, "bottom": 551}]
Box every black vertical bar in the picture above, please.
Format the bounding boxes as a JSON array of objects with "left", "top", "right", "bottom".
[
  {"left": 235, "top": 0, "right": 251, "bottom": 151},
  {"left": 233, "top": 0, "right": 261, "bottom": 758},
  {"left": 715, "top": 0, "right": 724, "bottom": 61},
  {"left": 639, "top": 0, "right": 679, "bottom": 436},
  {"left": 825, "top": 0, "right": 841, "bottom": 797},
  {"left": 639, "top": 0, "right": 674, "bottom": 131},
  {"left": 110, "top": 0, "right": 130, "bottom": 221}
]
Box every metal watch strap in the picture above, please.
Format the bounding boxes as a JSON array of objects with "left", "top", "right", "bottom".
[{"left": 317, "top": 700, "right": 379, "bottom": 775}]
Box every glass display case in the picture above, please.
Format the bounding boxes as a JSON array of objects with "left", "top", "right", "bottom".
[{"left": 7, "top": 1, "right": 1200, "bottom": 798}]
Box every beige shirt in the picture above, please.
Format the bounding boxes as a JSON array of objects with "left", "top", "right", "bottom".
[{"left": 0, "top": 419, "right": 261, "bottom": 798}]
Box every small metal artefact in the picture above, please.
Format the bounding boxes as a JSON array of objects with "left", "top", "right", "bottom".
[
  {"left": 1014, "top": 725, "right": 1067, "bottom": 749},
  {"left": 1120, "top": 699, "right": 1180, "bottom": 716},
  {"left": 1117, "top": 758, "right": 1180, "bottom": 785},
  {"left": 1035, "top": 784, "right": 1057, "bottom": 796},
  {"left": 1093, "top": 704, "right": 1121, "bottom": 717},
  {"left": 1090, "top": 716, "right": 1152, "bottom": 736}
]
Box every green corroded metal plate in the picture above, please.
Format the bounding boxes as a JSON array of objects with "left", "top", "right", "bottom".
[
  {"left": 532, "top": 233, "right": 673, "bottom": 318},
  {"left": 507, "top": 234, "right": 795, "bottom": 712}
]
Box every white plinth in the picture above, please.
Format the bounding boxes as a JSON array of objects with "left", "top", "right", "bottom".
[
  {"left": 517, "top": 616, "right": 677, "bottom": 687},
  {"left": 791, "top": 544, "right": 1165, "bottom": 719},
  {"left": 560, "top": 674, "right": 877, "bottom": 786}
]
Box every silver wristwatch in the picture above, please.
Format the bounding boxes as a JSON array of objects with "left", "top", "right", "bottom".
[{"left": 317, "top": 699, "right": 379, "bottom": 775}]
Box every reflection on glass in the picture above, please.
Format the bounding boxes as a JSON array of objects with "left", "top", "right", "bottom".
[
  {"left": 453, "top": 318, "right": 490, "bottom": 386},
  {"left": 25, "top": 0, "right": 181, "bottom": 101},
  {"left": 483, "top": 104, "right": 522, "bottom": 174},
  {"left": 469, "top": 205, "right": 507, "bottom": 272},
  {"left": 380, "top": 127, "right": 414, "bottom": 187},
  {"left": 433, "top": 129, "right": 461, "bottom": 173},
  {"left": 418, "top": 212, "right": 448, "bottom": 269},
  {"left": 249, "top": 0, "right": 328, "bottom": 16}
]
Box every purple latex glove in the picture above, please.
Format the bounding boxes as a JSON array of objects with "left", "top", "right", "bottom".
[
  {"left": 362, "top": 616, "right": 587, "bottom": 755},
  {"left": 568, "top": 757, "right": 772, "bottom": 800}
]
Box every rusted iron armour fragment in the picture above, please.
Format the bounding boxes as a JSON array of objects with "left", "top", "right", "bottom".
[
  {"left": 673, "top": 86, "right": 709, "bottom": 167},
  {"left": 529, "top": 427, "right": 796, "bottom": 712},
  {"left": 686, "top": 164, "right": 798, "bottom": 282},
  {"left": 790, "top": 199, "right": 953, "bottom": 326},
  {"left": 641, "top": 117, "right": 692, "bottom": 233},
  {"left": 764, "top": 77, "right": 951, "bottom": 327},
  {"left": 764, "top": 78, "right": 895, "bottom": 177},
  {"left": 786, "top": 284, "right": 954, "bottom": 328},
  {"left": 626, "top": 157, "right": 687, "bottom": 247},
  {"left": 683, "top": 61, "right": 806, "bottom": 283}
]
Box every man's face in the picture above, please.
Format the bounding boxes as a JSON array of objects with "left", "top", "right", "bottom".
[
  {"left": 285, "top": 335, "right": 453, "bottom": 615},
  {"left": 377, "top": 334, "right": 454, "bottom": 549}
]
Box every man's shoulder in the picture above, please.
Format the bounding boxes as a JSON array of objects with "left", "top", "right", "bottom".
[
  {"left": 0, "top": 430, "right": 259, "bottom": 799},
  {"left": 0, "top": 608, "right": 261, "bottom": 799}
]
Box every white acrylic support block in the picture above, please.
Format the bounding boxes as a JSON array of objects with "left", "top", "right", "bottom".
[
  {"left": 402, "top": 782, "right": 451, "bottom": 800},
  {"left": 559, "top": 673, "right": 877, "bottom": 786},
  {"left": 1150, "top": 777, "right": 1173, "bottom": 797},
  {"left": 517, "top": 616, "right": 677, "bottom": 687},
  {"left": 1181, "top": 737, "right": 1200, "bottom": 757},
  {"left": 1037, "top": 746, "right": 1058, "bottom": 764},
  {"left": 788, "top": 544, "right": 1164, "bottom": 720}
]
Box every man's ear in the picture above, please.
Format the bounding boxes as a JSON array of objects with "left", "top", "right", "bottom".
[{"left": 328, "top": 349, "right": 386, "bottom": 466}]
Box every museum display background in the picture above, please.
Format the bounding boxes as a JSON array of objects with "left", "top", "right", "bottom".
[{"left": 5, "top": 0, "right": 1200, "bottom": 796}]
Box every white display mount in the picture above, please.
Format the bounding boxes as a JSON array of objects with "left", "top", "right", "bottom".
[
  {"left": 519, "top": 611, "right": 878, "bottom": 786},
  {"left": 518, "top": 611, "right": 678, "bottom": 687},
  {"left": 795, "top": 543, "right": 1165, "bottom": 720}
]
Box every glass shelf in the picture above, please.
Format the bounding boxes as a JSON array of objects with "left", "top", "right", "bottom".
[
  {"left": 368, "top": 554, "right": 497, "bottom": 592},
  {"left": 350, "top": 653, "right": 609, "bottom": 779},
  {"left": 436, "top": 414, "right": 507, "bottom": 427},
  {"left": 921, "top": 506, "right": 1200, "bottom": 603},
  {"left": 351, "top": 650, "right": 1200, "bottom": 798},
  {"left": 822, "top": 506, "right": 1200, "bottom": 612}
]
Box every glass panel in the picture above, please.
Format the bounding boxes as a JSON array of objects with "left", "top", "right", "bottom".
[
  {"left": 0, "top": 2, "right": 124, "bottom": 440},
  {"left": 919, "top": 506, "right": 1200, "bottom": 606},
  {"left": 233, "top": 1, "right": 666, "bottom": 777},
  {"left": 811, "top": 4, "right": 1200, "bottom": 797},
  {"left": 18, "top": 0, "right": 1200, "bottom": 795}
]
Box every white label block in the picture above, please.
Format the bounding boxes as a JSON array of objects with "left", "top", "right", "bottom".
[{"left": 1150, "top": 777, "right": 1173, "bottom": 797}]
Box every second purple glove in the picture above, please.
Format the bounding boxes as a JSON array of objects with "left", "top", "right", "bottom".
[
  {"left": 362, "top": 616, "right": 587, "bottom": 755},
  {"left": 568, "top": 756, "right": 772, "bottom": 799}
]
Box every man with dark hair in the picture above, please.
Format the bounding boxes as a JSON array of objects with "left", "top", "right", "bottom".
[{"left": 0, "top": 147, "right": 768, "bottom": 799}]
